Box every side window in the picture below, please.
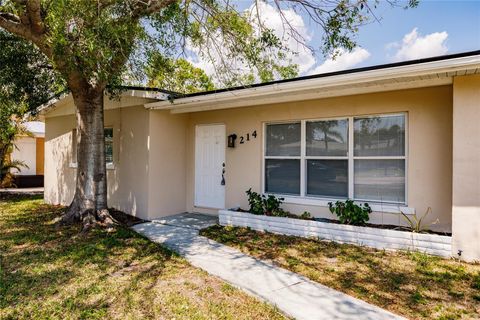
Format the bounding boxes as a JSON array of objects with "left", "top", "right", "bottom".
[
  {"left": 71, "top": 128, "right": 114, "bottom": 165},
  {"left": 71, "top": 129, "right": 77, "bottom": 164},
  {"left": 104, "top": 128, "right": 114, "bottom": 164}
]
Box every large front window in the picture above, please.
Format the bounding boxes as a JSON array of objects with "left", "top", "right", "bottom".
[{"left": 264, "top": 113, "right": 406, "bottom": 204}]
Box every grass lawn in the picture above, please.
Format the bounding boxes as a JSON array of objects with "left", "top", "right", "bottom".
[
  {"left": 0, "top": 195, "right": 287, "bottom": 320},
  {"left": 200, "top": 225, "right": 480, "bottom": 320}
]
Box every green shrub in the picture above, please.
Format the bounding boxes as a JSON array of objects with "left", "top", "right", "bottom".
[
  {"left": 300, "top": 211, "right": 312, "bottom": 220},
  {"left": 246, "top": 188, "right": 264, "bottom": 215},
  {"left": 245, "top": 189, "right": 284, "bottom": 216},
  {"left": 328, "top": 200, "right": 371, "bottom": 225},
  {"left": 263, "top": 194, "right": 284, "bottom": 215}
]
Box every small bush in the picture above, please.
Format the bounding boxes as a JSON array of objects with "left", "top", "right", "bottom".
[
  {"left": 245, "top": 189, "right": 284, "bottom": 216},
  {"left": 246, "top": 188, "right": 264, "bottom": 215},
  {"left": 263, "top": 194, "right": 283, "bottom": 215},
  {"left": 300, "top": 211, "right": 312, "bottom": 220},
  {"left": 328, "top": 200, "right": 371, "bottom": 225}
]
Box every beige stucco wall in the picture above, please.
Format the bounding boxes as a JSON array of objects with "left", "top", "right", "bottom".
[
  {"left": 44, "top": 104, "right": 151, "bottom": 218},
  {"left": 452, "top": 74, "right": 480, "bottom": 261},
  {"left": 44, "top": 114, "right": 77, "bottom": 204},
  {"left": 186, "top": 86, "right": 453, "bottom": 232},
  {"left": 147, "top": 110, "right": 189, "bottom": 219}
]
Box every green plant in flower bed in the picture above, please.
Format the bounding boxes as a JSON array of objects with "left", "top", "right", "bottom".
[
  {"left": 263, "top": 194, "right": 284, "bottom": 216},
  {"left": 328, "top": 200, "right": 371, "bottom": 225},
  {"left": 300, "top": 211, "right": 312, "bottom": 220},
  {"left": 246, "top": 188, "right": 265, "bottom": 215},
  {"left": 246, "top": 189, "right": 285, "bottom": 216}
]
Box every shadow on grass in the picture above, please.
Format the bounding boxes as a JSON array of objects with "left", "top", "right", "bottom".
[{"left": 0, "top": 195, "right": 175, "bottom": 314}]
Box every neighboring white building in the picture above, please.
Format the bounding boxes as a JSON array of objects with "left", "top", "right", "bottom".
[{"left": 10, "top": 121, "right": 45, "bottom": 186}]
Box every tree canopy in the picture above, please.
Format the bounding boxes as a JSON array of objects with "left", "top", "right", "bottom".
[
  {"left": 0, "top": 30, "right": 61, "bottom": 113},
  {"left": 0, "top": 0, "right": 418, "bottom": 229},
  {"left": 0, "top": 0, "right": 418, "bottom": 96},
  {"left": 146, "top": 55, "right": 215, "bottom": 93}
]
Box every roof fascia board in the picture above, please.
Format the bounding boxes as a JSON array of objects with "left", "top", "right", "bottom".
[
  {"left": 145, "top": 55, "right": 480, "bottom": 110},
  {"left": 39, "top": 89, "right": 168, "bottom": 116},
  {"left": 169, "top": 77, "right": 452, "bottom": 114}
]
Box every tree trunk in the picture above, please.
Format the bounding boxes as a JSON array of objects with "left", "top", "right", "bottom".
[{"left": 61, "top": 85, "right": 113, "bottom": 231}]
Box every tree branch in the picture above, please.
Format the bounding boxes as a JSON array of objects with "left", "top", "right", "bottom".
[
  {"left": 130, "top": 0, "right": 178, "bottom": 18},
  {"left": 26, "top": 0, "right": 45, "bottom": 34},
  {"left": 0, "top": 10, "right": 51, "bottom": 57},
  {"left": 0, "top": 11, "right": 32, "bottom": 39}
]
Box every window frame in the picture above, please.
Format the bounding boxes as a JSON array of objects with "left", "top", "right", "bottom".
[
  {"left": 264, "top": 121, "right": 302, "bottom": 195},
  {"left": 262, "top": 112, "right": 408, "bottom": 208},
  {"left": 70, "top": 127, "right": 116, "bottom": 170},
  {"left": 104, "top": 127, "right": 114, "bottom": 166}
]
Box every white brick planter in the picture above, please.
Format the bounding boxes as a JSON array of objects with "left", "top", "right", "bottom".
[{"left": 219, "top": 210, "right": 452, "bottom": 258}]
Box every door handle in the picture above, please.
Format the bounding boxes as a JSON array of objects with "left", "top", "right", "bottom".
[{"left": 221, "top": 163, "right": 226, "bottom": 186}]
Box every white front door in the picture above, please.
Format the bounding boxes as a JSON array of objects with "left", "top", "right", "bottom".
[{"left": 195, "top": 124, "right": 226, "bottom": 209}]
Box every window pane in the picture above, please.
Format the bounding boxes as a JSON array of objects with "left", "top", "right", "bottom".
[
  {"left": 265, "top": 159, "right": 300, "bottom": 195},
  {"left": 354, "top": 159, "right": 405, "bottom": 203},
  {"left": 72, "top": 129, "right": 77, "bottom": 163},
  {"left": 354, "top": 115, "right": 405, "bottom": 156},
  {"left": 306, "top": 119, "right": 348, "bottom": 156},
  {"left": 104, "top": 128, "right": 114, "bottom": 164},
  {"left": 307, "top": 160, "right": 348, "bottom": 198},
  {"left": 266, "top": 123, "right": 301, "bottom": 156}
]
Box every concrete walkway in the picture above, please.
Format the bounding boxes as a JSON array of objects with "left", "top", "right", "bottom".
[
  {"left": 133, "top": 213, "right": 404, "bottom": 320},
  {"left": 0, "top": 187, "right": 44, "bottom": 195}
]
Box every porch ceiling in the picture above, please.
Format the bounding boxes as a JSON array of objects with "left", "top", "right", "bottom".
[{"left": 145, "top": 53, "right": 480, "bottom": 114}]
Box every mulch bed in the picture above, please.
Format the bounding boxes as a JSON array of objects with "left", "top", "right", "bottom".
[{"left": 109, "top": 208, "right": 146, "bottom": 227}]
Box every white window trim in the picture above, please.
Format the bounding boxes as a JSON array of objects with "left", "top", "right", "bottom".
[
  {"left": 69, "top": 162, "right": 115, "bottom": 170},
  {"left": 262, "top": 112, "right": 411, "bottom": 214}
]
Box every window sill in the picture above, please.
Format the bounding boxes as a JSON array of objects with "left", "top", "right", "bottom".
[
  {"left": 280, "top": 196, "right": 415, "bottom": 215},
  {"left": 69, "top": 163, "right": 116, "bottom": 171}
]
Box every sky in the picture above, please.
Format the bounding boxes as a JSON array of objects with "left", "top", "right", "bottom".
[{"left": 189, "top": 0, "right": 480, "bottom": 78}]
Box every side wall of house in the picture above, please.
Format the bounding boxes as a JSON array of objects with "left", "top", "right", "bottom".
[
  {"left": 452, "top": 74, "right": 480, "bottom": 262},
  {"left": 186, "top": 86, "right": 453, "bottom": 232},
  {"left": 44, "top": 105, "right": 151, "bottom": 218},
  {"left": 147, "top": 110, "right": 188, "bottom": 219}
]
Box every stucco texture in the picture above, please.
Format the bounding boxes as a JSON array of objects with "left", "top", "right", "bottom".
[
  {"left": 452, "top": 74, "right": 480, "bottom": 262},
  {"left": 44, "top": 104, "right": 151, "bottom": 218}
]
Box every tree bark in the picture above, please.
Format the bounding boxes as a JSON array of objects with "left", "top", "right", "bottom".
[{"left": 61, "top": 84, "right": 112, "bottom": 230}]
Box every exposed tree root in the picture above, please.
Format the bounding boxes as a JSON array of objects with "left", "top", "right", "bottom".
[{"left": 61, "top": 204, "right": 119, "bottom": 234}]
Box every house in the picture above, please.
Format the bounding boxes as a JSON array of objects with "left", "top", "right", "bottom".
[
  {"left": 10, "top": 121, "right": 45, "bottom": 187},
  {"left": 39, "top": 51, "right": 480, "bottom": 261}
]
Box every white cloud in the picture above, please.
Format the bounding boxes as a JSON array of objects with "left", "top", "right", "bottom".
[
  {"left": 391, "top": 28, "right": 448, "bottom": 61},
  {"left": 309, "top": 48, "right": 371, "bottom": 75},
  {"left": 248, "top": 2, "right": 316, "bottom": 74}
]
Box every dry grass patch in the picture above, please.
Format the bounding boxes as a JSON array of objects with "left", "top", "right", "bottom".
[
  {"left": 200, "top": 225, "right": 480, "bottom": 320},
  {"left": 0, "top": 195, "right": 287, "bottom": 320}
]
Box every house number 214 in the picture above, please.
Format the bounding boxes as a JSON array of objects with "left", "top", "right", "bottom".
[{"left": 239, "top": 130, "right": 257, "bottom": 144}]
